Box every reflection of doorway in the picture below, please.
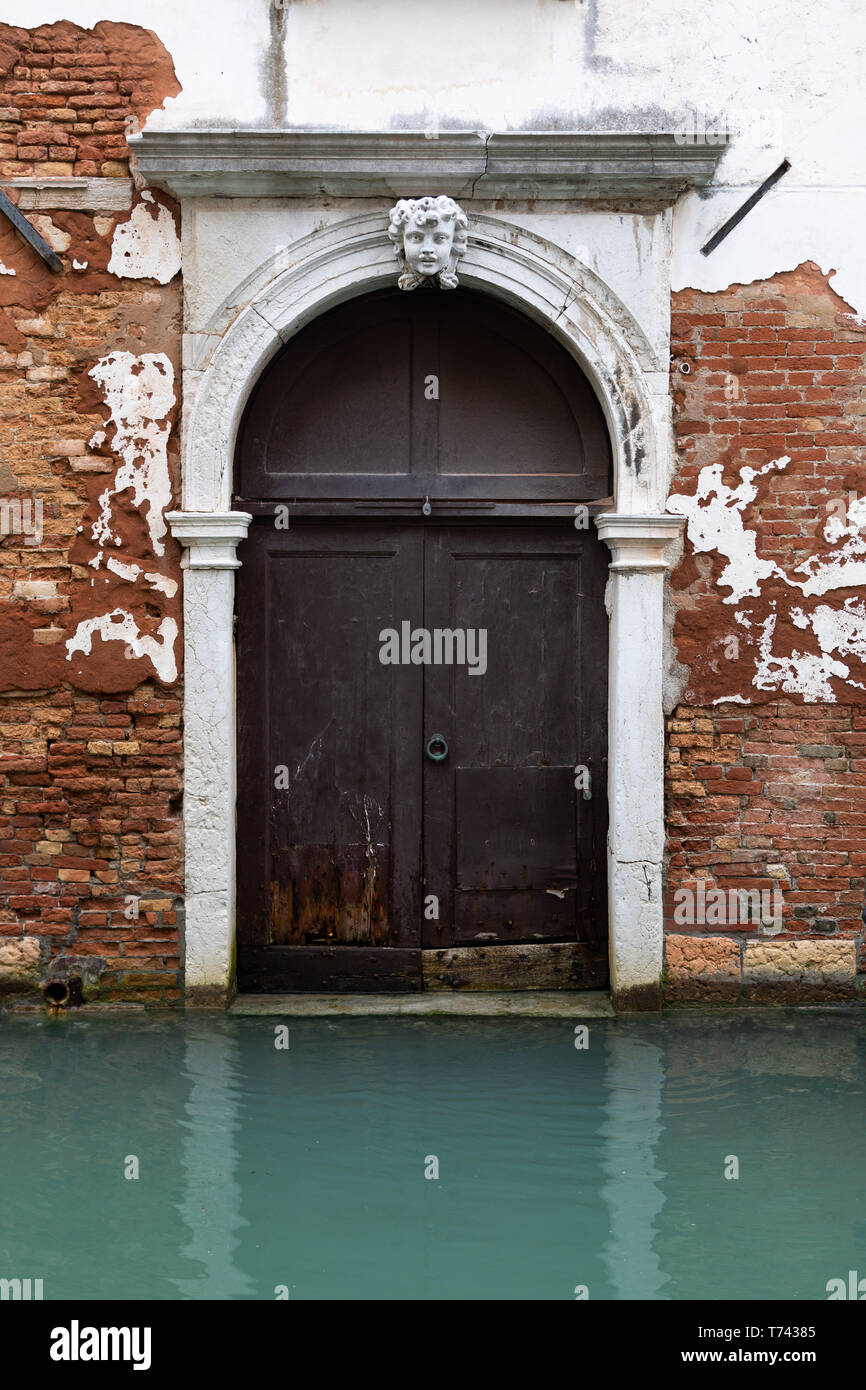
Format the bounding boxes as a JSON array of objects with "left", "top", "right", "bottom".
[{"left": 233, "top": 289, "right": 612, "bottom": 992}]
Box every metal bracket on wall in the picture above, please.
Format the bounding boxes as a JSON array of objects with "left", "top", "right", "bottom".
[
  {"left": 700, "top": 159, "right": 791, "bottom": 257},
  {"left": 0, "top": 186, "right": 64, "bottom": 272}
]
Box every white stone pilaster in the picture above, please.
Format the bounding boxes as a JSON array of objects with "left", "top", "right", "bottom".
[
  {"left": 596, "top": 515, "right": 684, "bottom": 1008},
  {"left": 167, "top": 510, "right": 252, "bottom": 1003}
]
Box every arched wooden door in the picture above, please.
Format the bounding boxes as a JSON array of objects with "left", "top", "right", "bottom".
[{"left": 233, "top": 288, "right": 612, "bottom": 992}]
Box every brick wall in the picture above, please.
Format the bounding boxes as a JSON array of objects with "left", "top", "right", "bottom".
[
  {"left": 2, "top": 689, "right": 182, "bottom": 1001},
  {"left": 0, "top": 21, "right": 182, "bottom": 1004},
  {"left": 666, "top": 266, "right": 866, "bottom": 1003},
  {"left": 0, "top": 19, "right": 180, "bottom": 178},
  {"left": 665, "top": 701, "right": 865, "bottom": 1002}
]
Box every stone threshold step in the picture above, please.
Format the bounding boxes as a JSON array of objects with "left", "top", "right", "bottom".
[{"left": 229, "top": 990, "right": 614, "bottom": 1018}]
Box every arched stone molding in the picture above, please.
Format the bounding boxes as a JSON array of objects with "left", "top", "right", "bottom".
[
  {"left": 168, "top": 209, "right": 683, "bottom": 1006},
  {"left": 183, "top": 211, "right": 669, "bottom": 516}
]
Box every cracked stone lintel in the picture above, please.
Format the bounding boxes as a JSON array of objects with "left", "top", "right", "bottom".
[{"left": 130, "top": 130, "right": 727, "bottom": 206}]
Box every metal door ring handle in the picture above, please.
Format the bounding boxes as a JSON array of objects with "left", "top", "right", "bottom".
[{"left": 426, "top": 734, "right": 448, "bottom": 762}]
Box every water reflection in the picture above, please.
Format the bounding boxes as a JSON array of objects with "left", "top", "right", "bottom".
[
  {"left": 600, "top": 1029, "right": 670, "bottom": 1299},
  {"left": 0, "top": 1010, "right": 862, "bottom": 1301},
  {"left": 171, "top": 1020, "right": 254, "bottom": 1299},
  {"left": 651, "top": 1014, "right": 866, "bottom": 1301}
]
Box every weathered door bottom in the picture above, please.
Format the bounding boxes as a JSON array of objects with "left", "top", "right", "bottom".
[
  {"left": 422, "top": 942, "right": 608, "bottom": 991},
  {"left": 237, "top": 943, "right": 608, "bottom": 993},
  {"left": 237, "top": 946, "right": 422, "bottom": 994}
]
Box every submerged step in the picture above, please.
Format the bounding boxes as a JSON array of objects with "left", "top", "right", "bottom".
[{"left": 229, "top": 990, "right": 614, "bottom": 1017}]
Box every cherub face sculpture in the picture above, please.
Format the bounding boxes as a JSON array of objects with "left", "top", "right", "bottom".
[{"left": 387, "top": 196, "right": 469, "bottom": 290}]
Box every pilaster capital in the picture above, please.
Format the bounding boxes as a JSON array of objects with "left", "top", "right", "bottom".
[
  {"left": 595, "top": 513, "right": 684, "bottom": 571},
  {"left": 166, "top": 510, "right": 252, "bottom": 569}
]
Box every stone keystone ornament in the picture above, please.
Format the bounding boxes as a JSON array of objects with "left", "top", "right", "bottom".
[{"left": 387, "top": 195, "right": 469, "bottom": 290}]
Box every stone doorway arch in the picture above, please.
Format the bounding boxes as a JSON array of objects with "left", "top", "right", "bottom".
[{"left": 167, "top": 209, "right": 683, "bottom": 1006}]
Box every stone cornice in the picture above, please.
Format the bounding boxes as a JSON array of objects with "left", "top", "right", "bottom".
[{"left": 130, "top": 130, "right": 726, "bottom": 205}]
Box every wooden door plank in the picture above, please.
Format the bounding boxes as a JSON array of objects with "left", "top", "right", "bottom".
[
  {"left": 422, "top": 942, "right": 608, "bottom": 991},
  {"left": 238, "top": 946, "right": 423, "bottom": 993}
]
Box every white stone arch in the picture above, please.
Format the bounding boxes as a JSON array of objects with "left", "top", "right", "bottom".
[{"left": 168, "top": 209, "right": 683, "bottom": 1007}]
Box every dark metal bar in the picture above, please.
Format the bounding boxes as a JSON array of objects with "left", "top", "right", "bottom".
[
  {"left": 0, "top": 186, "right": 64, "bottom": 272},
  {"left": 700, "top": 158, "right": 791, "bottom": 257}
]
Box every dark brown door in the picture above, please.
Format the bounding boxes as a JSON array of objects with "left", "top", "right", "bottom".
[
  {"left": 236, "top": 518, "right": 607, "bottom": 991},
  {"left": 234, "top": 288, "right": 611, "bottom": 992}
]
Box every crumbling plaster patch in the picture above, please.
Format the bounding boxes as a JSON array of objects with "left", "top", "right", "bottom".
[
  {"left": 66, "top": 609, "right": 178, "bottom": 684},
  {"left": 753, "top": 603, "right": 866, "bottom": 702},
  {"left": 108, "top": 192, "right": 181, "bottom": 285},
  {"left": 673, "top": 189, "right": 866, "bottom": 324},
  {"left": 29, "top": 215, "right": 71, "bottom": 254},
  {"left": 63, "top": 350, "right": 180, "bottom": 687},
  {"left": 87, "top": 350, "right": 174, "bottom": 557},
  {"left": 668, "top": 458, "right": 866, "bottom": 702},
  {"left": 668, "top": 457, "right": 790, "bottom": 605}
]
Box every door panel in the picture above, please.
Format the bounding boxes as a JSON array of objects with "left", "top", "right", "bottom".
[
  {"left": 454, "top": 767, "right": 577, "bottom": 889},
  {"left": 421, "top": 525, "right": 608, "bottom": 951},
  {"left": 236, "top": 521, "right": 423, "bottom": 991}
]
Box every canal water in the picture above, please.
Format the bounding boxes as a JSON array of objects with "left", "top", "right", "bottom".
[{"left": 0, "top": 1011, "right": 863, "bottom": 1300}]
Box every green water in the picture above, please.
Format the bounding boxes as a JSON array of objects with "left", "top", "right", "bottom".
[{"left": 0, "top": 1011, "right": 863, "bottom": 1300}]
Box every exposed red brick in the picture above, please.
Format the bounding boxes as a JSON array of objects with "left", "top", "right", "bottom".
[{"left": 0, "top": 20, "right": 179, "bottom": 174}]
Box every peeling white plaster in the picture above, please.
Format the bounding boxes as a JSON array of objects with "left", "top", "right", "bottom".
[
  {"left": 144, "top": 570, "right": 178, "bottom": 598},
  {"left": 795, "top": 496, "right": 866, "bottom": 596},
  {"left": 106, "top": 556, "right": 140, "bottom": 583},
  {"left": 65, "top": 609, "right": 178, "bottom": 684},
  {"left": 72, "top": 258, "right": 88, "bottom": 271},
  {"left": 88, "top": 351, "right": 175, "bottom": 558},
  {"left": 804, "top": 603, "right": 866, "bottom": 690},
  {"left": 667, "top": 457, "right": 790, "bottom": 604},
  {"left": 671, "top": 458, "right": 866, "bottom": 700},
  {"left": 0, "top": 259, "right": 15, "bottom": 276},
  {"left": 105, "top": 554, "right": 178, "bottom": 597},
  {"left": 108, "top": 192, "right": 181, "bottom": 285},
  {"left": 754, "top": 609, "right": 856, "bottom": 702}
]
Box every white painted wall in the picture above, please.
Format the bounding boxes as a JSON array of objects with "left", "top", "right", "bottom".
[{"left": 9, "top": 0, "right": 866, "bottom": 312}]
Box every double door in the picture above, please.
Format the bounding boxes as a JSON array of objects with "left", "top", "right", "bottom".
[{"left": 236, "top": 518, "right": 608, "bottom": 991}]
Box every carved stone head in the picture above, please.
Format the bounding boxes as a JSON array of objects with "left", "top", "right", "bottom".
[{"left": 387, "top": 195, "right": 469, "bottom": 290}]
